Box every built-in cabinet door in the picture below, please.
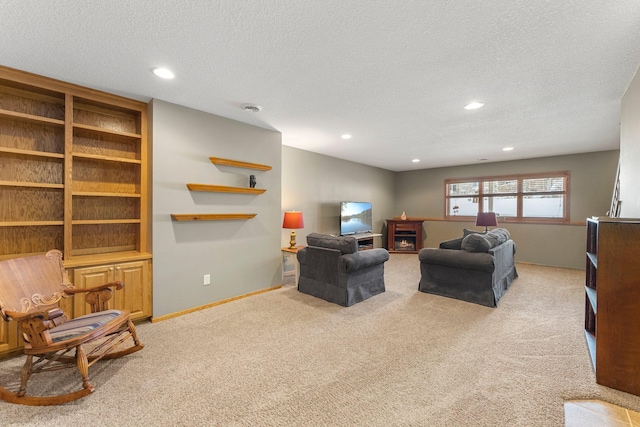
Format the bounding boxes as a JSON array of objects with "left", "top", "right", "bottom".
[
  {"left": 72, "top": 264, "right": 113, "bottom": 318},
  {"left": 112, "top": 261, "right": 151, "bottom": 321},
  {"left": 0, "top": 320, "right": 18, "bottom": 355},
  {"left": 72, "top": 260, "right": 151, "bottom": 321}
]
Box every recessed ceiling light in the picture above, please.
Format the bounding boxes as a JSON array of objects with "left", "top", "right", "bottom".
[
  {"left": 412, "top": 159, "right": 420, "bottom": 163},
  {"left": 502, "top": 147, "right": 514, "bottom": 151},
  {"left": 152, "top": 68, "right": 175, "bottom": 79},
  {"left": 241, "top": 104, "right": 262, "bottom": 113},
  {"left": 341, "top": 134, "right": 352, "bottom": 140},
  {"left": 464, "top": 101, "right": 484, "bottom": 110},
  {"left": 478, "top": 158, "right": 489, "bottom": 161}
]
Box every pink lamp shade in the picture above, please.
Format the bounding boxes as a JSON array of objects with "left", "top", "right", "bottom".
[
  {"left": 283, "top": 211, "right": 304, "bottom": 249},
  {"left": 476, "top": 212, "right": 498, "bottom": 233}
]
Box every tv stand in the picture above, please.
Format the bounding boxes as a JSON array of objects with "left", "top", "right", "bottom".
[{"left": 349, "top": 233, "right": 382, "bottom": 251}]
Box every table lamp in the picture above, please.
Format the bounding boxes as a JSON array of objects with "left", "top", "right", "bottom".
[
  {"left": 283, "top": 211, "right": 304, "bottom": 249},
  {"left": 476, "top": 212, "right": 498, "bottom": 233}
]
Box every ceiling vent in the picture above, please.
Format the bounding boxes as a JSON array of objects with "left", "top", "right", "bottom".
[{"left": 241, "top": 104, "right": 262, "bottom": 113}]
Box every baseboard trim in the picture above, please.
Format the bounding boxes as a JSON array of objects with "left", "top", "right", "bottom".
[{"left": 151, "top": 285, "right": 283, "bottom": 323}]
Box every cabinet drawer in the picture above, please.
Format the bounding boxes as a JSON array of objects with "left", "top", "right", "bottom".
[{"left": 395, "top": 223, "right": 417, "bottom": 232}]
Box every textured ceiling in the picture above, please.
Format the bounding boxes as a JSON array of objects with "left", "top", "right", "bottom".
[{"left": 2, "top": 1, "right": 640, "bottom": 171}]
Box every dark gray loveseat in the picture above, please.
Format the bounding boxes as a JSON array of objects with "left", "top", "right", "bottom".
[
  {"left": 297, "top": 233, "right": 390, "bottom": 306},
  {"left": 418, "top": 228, "right": 517, "bottom": 307}
]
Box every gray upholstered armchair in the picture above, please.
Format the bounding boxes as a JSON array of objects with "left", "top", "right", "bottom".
[{"left": 297, "top": 233, "right": 390, "bottom": 306}]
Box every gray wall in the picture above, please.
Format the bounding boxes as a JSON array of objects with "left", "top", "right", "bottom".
[
  {"left": 282, "top": 147, "right": 617, "bottom": 269},
  {"left": 620, "top": 65, "right": 640, "bottom": 217},
  {"left": 151, "top": 99, "right": 282, "bottom": 318},
  {"left": 394, "top": 151, "right": 619, "bottom": 269},
  {"left": 150, "top": 99, "right": 624, "bottom": 319},
  {"left": 282, "top": 146, "right": 396, "bottom": 248}
]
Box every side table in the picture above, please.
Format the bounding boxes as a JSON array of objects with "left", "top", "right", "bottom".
[{"left": 281, "top": 246, "right": 303, "bottom": 286}]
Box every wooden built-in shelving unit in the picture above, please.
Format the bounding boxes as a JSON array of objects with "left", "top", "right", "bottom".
[
  {"left": 172, "top": 157, "right": 270, "bottom": 222},
  {"left": 0, "top": 66, "right": 152, "bottom": 357}
]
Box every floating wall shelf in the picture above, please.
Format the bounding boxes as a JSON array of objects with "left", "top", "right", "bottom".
[
  {"left": 209, "top": 157, "right": 272, "bottom": 171},
  {"left": 186, "top": 183, "right": 266, "bottom": 194},
  {"left": 170, "top": 213, "right": 257, "bottom": 221}
]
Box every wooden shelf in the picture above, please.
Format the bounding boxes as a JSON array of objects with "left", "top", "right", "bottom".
[
  {"left": 73, "top": 122, "right": 142, "bottom": 139},
  {"left": 170, "top": 213, "right": 257, "bottom": 221},
  {"left": 63, "top": 250, "right": 152, "bottom": 268},
  {"left": 585, "top": 285, "right": 597, "bottom": 313},
  {"left": 586, "top": 252, "right": 598, "bottom": 268},
  {"left": 0, "top": 220, "right": 64, "bottom": 227},
  {"left": 72, "top": 191, "right": 141, "bottom": 198},
  {"left": 186, "top": 183, "right": 266, "bottom": 194},
  {"left": 209, "top": 157, "right": 272, "bottom": 171},
  {"left": 0, "top": 146, "right": 64, "bottom": 159},
  {"left": 72, "top": 152, "right": 141, "bottom": 164},
  {"left": 72, "top": 219, "right": 141, "bottom": 225},
  {"left": 0, "top": 108, "right": 65, "bottom": 126},
  {"left": 0, "top": 180, "right": 63, "bottom": 189},
  {"left": 585, "top": 330, "right": 596, "bottom": 369}
]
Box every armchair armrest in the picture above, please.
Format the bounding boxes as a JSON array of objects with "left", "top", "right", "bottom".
[
  {"left": 340, "top": 248, "right": 390, "bottom": 273},
  {"left": 64, "top": 281, "right": 124, "bottom": 313}
]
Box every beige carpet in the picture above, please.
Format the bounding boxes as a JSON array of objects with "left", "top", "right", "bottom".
[{"left": 1, "top": 254, "right": 640, "bottom": 426}]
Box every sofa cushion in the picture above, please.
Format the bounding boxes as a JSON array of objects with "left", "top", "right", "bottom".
[
  {"left": 418, "top": 248, "right": 495, "bottom": 273},
  {"left": 306, "top": 232, "right": 358, "bottom": 254}
]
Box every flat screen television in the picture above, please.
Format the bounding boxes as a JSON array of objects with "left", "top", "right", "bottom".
[{"left": 340, "top": 201, "right": 373, "bottom": 235}]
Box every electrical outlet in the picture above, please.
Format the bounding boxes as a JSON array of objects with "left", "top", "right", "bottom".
[{"left": 203, "top": 274, "right": 211, "bottom": 286}]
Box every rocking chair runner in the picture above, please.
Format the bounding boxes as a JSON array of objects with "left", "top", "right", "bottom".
[{"left": 0, "top": 250, "right": 144, "bottom": 406}]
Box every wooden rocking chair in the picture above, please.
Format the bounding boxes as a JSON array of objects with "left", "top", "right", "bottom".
[{"left": 0, "top": 250, "right": 144, "bottom": 405}]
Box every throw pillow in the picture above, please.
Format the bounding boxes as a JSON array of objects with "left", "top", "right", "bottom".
[
  {"left": 461, "top": 233, "right": 495, "bottom": 253},
  {"left": 463, "top": 228, "right": 481, "bottom": 237},
  {"left": 439, "top": 237, "right": 464, "bottom": 250}
]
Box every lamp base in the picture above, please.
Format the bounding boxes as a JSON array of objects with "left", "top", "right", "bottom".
[{"left": 289, "top": 231, "right": 297, "bottom": 249}]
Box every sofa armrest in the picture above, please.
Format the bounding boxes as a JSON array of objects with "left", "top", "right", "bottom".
[
  {"left": 339, "top": 248, "right": 389, "bottom": 273},
  {"left": 418, "top": 248, "right": 494, "bottom": 273},
  {"left": 488, "top": 240, "right": 516, "bottom": 277}
]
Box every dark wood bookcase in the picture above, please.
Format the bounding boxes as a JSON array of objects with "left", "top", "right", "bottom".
[{"left": 584, "top": 217, "right": 640, "bottom": 396}]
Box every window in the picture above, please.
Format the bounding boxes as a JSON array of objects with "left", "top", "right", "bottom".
[{"left": 445, "top": 172, "right": 569, "bottom": 223}]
